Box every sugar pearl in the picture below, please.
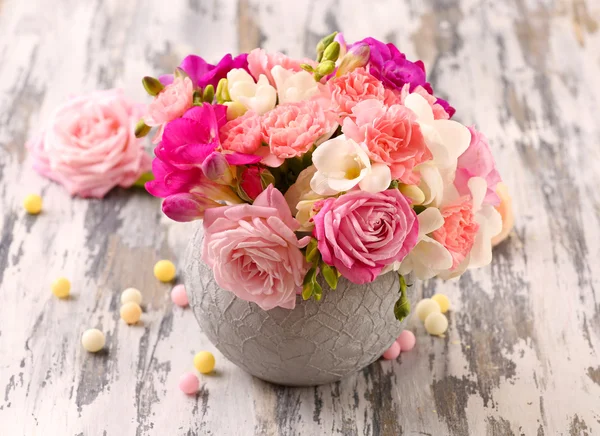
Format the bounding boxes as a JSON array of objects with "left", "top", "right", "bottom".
[
  {"left": 396, "top": 330, "right": 416, "bottom": 351},
  {"left": 23, "top": 194, "right": 42, "bottom": 215},
  {"left": 81, "top": 329, "right": 105, "bottom": 352},
  {"left": 415, "top": 298, "right": 441, "bottom": 321},
  {"left": 424, "top": 312, "right": 448, "bottom": 336},
  {"left": 179, "top": 372, "right": 199, "bottom": 395},
  {"left": 171, "top": 284, "right": 188, "bottom": 307},
  {"left": 51, "top": 277, "right": 71, "bottom": 298},
  {"left": 154, "top": 260, "right": 176, "bottom": 282},
  {"left": 431, "top": 294, "right": 450, "bottom": 313},
  {"left": 194, "top": 351, "right": 215, "bottom": 374},
  {"left": 121, "top": 288, "right": 142, "bottom": 305},
  {"left": 382, "top": 341, "right": 401, "bottom": 360},
  {"left": 120, "top": 302, "right": 142, "bottom": 325}
]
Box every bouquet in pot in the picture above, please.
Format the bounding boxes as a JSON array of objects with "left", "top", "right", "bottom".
[{"left": 139, "top": 32, "right": 504, "bottom": 320}]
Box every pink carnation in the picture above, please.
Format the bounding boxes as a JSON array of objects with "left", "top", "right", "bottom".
[
  {"left": 328, "top": 68, "right": 387, "bottom": 118},
  {"left": 27, "top": 89, "right": 151, "bottom": 198},
  {"left": 247, "top": 48, "right": 316, "bottom": 86},
  {"left": 455, "top": 127, "right": 502, "bottom": 206},
  {"left": 342, "top": 99, "right": 432, "bottom": 184},
  {"left": 432, "top": 197, "right": 479, "bottom": 268},
  {"left": 144, "top": 77, "right": 194, "bottom": 143},
  {"left": 313, "top": 189, "right": 419, "bottom": 284},
  {"left": 220, "top": 111, "right": 262, "bottom": 154},
  {"left": 202, "top": 185, "right": 310, "bottom": 310},
  {"left": 261, "top": 100, "right": 338, "bottom": 163},
  {"left": 399, "top": 84, "right": 450, "bottom": 120}
]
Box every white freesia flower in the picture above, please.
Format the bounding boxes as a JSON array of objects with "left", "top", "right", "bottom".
[
  {"left": 310, "top": 135, "right": 391, "bottom": 195},
  {"left": 404, "top": 93, "right": 471, "bottom": 169},
  {"left": 271, "top": 65, "right": 319, "bottom": 104},
  {"left": 227, "top": 69, "right": 276, "bottom": 115}
]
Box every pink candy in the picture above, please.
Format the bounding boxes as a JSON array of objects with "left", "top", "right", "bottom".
[
  {"left": 171, "top": 284, "right": 189, "bottom": 307},
  {"left": 179, "top": 372, "right": 199, "bottom": 395},
  {"left": 381, "top": 330, "right": 416, "bottom": 360},
  {"left": 381, "top": 341, "right": 401, "bottom": 360},
  {"left": 396, "top": 330, "right": 416, "bottom": 351}
]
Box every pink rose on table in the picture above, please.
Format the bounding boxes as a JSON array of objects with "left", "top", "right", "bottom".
[
  {"left": 202, "top": 185, "right": 310, "bottom": 310},
  {"left": 144, "top": 76, "right": 194, "bottom": 143},
  {"left": 432, "top": 196, "right": 479, "bottom": 268},
  {"left": 454, "top": 127, "right": 502, "bottom": 206},
  {"left": 27, "top": 89, "right": 151, "bottom": 198},
  {"left": 313, "top": 189, "right": 419, "bottom": 284},
  {"left": 342, "top": 99, "right": 432, "bottom": 184},
  {"left": 261, "top": 100, "right": 338, "bottom": 165}
]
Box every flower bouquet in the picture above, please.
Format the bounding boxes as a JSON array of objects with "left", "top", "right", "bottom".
[{"left": 139, "top": 32, "right": 504, "bottom": 385}]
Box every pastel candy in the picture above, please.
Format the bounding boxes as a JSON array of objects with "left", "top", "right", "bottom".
[
  {"left": 396, "top": 330, "right": 416, "bottom": 351},
  {"left": 415, "top": 298, "right": 441, "bottom": 321},
  {"left": 171, "top": 284, "right": 189, "bottom": 307},
  {"left": 424, "top": 312, "right": 448, "bottom": 336},
  {"left": 194, "top": 351, "right": 215, "bottom": 374},
  {"left": 121, "top": 288, "right": 142, "bottom": 305},
  {"left": 81, "top": 329, "right": 105, "bottom": 352},
  {"left": 179, "top": 372, "right": 199, "bottom": 395},
  {"left": 431, "top": 294, "right": 450, "bottom": 313},
  {"left": 154, "top": 260, "right": 176, "bottom": 282},
  {"left": 382, "top": 341, "right": 401, "bottom": 360}
]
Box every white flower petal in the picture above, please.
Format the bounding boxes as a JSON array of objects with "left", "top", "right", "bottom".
[
  {"left": 468, "top": 205, "right": 502, "bottom": 269},
  {"left": 310, "top": 171, "right": 338, "bottom": 195},
  {"left": 404, "top": 93, "right": 434, "bottom": 123},
  {"left": 418, "top": 163, "right": 445, "bottom": 206},
  {"left": 432, "top": 119, "right": 471, "bottom": 163},
  {"left": 417, "top": 207, "right": 445, "bottom": 236},
  {"left": 468, "top": 176, "right": 487, "bottom": 211},
  {"left": 358, "top": 163, "right": 391, "bottom": 193}
]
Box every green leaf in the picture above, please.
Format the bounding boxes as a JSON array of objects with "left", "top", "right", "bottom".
[
  {"left": 321, "top": 262, "right": 338, "bottom": 290},
  {"left": 394, "top": 274, "right": 411, "bottom": 322},
  {"left": 302, "top": 267, "right": 317, "bottom": 300},
  {"left": 313, "top": 280, "right": 323, "bottom": 301},
  {"left": 134, "top": 119, "right": 151, "bottom": 138},
  {"left": 302, "top": 282, "right": 314, "bottom": 300},
  {"left": 133, "top": 171, "right": 154, "bottom": 188},
  {"left": 413, "top": 205, "right": 427, "bottom": 215},
  {"left": 305, "top": 238, "right": 319, "bottom": 263}
]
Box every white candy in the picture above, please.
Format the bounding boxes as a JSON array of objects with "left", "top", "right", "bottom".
[
  {"left": 415, "top": 298, "right": 441, "bottom": 321},
  {"left": 120, "top": 287, "right": 142, "bottom": 305},
  {"left": 81, "top": 329, "right": 105, "bottom": 352},
  {"left": 424, "top": 313, "right": 448, "bottom": 336}
]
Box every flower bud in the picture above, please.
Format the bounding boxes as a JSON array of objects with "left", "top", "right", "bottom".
[
  {"left": 316, "top": 31, "right": 338, "bottom": 61},
  {"left": 202, "top": 84, "right": 215, "bottom": 103},
  {"left": 316, "top": 60, "right": 336, "bottom": 76},
  {"left": 193, "top": 90, "right": 203, "bottom": 106},
  {"left": 174, "top": 67, "right": 189, "bottom": 80},
  {"left": 216, "top": 78, "right": 231, "bottom": 103},
  {"left": 201, "top": 152, "right": 234, "bottom": 185},
  {"left": 322, "top": 42, "right": 341, "bottom": 63},
  {"left": 134, "top": 119, "right": 151, "bottom": 138},
  {"left": 224, "top": 101, "right": 247, "bottom": 120},
  {"left": 300, "top": 63, "right": 315, "bottom": 72},
  {"left": 142, "top": 76, "right": 164, "bottom": 96},
  {"left": 336, "top": 43, "right": 370, "bottom": 76},
  {"left": 399, "top": 184, "right": 425, "bottom": 205}
]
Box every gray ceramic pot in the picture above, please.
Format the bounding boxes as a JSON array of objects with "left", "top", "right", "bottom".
[{"left": 184, "top": 228, "right": 416, "bottom": 386}]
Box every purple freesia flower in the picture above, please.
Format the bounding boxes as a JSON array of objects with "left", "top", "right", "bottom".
[
  {"left": 160, "top": 53, "right": 249, "bottom": 89},
  {"left": 352, "top": 37, "right": 455, "bottom": 117}
]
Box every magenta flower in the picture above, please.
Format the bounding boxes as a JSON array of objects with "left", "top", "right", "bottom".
[
  {"left": 351, "top": 37, "right": 455, "bottom": 117},
  {"left": 313, "top": 189, "right": 419, "bottom": 284},
  {"left": 160, "top": 53, "right": 249, "bottom": 89}
]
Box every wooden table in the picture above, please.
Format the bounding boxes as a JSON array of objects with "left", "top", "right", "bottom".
[{"left": 1, "top": 0, "right": 599, "bottom": 434}]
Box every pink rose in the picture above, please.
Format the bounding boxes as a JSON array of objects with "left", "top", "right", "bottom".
[
  {"left": 27, "top": 89, "right": 151, "bottom": 198},
  {"left": 454, "top": 127, "right": 502, "bottom": 206},
  {"left": 202, "top": 185, "right": 310, "bottom": 310},
  {"left": 261, "top": 100, "right": 338, "bottom": 164},
  {"left": 247, "top": 48, "right": 316, "bottom": 86},
  {"left": 328, "top": 68, "right": 387, "bottom": 118},
  {"left": 399, "top": 84, "right": 450, "bottom": 120},
  {"left": 342, "top": 99, "right": 432, "bottom": 184},
  {"left": 220, "top": 111, "right": 262, "bottom": 154},
  {"left": 313, "top": 189, "right": 419, "bottom": 284},
  {"left": 144, "top": 76, "right": 194, "bottom": 143},
  {"left": 432, "top": 197, "right": 479, "bottom": 268}
]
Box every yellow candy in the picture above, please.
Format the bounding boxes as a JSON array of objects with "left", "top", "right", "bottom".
[
  {"left": 120, "top": 287, "right": 142, "bottom": 305},
  {"left": 431, "top": 294, "right": 450, "bottom": 313},
  {"left": 81, "top": 329, "right": 105, "bottom": 352},
  {"left": 23, "top": 194, "right": 43, "bottom": 215},
  {"left": 120, "top": 302, "right": 142, "bottom": 324},
  {"left": 194, "top": 351, "right": 215, "bottom": 374},
  {"left": 51, "top": 277, "right": 71, "bottom": 298},
  {"left": 154, "top": 260, "right": 176, "bottom": 282},
  {"left": 415, "top": 298, "right": 441, "bottom": 321},
  {"left": 424, "top": 312, "right": 448, "bottom": 336}
]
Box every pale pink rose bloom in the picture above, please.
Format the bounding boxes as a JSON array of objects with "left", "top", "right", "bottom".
[
  {"left": 399, "top": 84, "right": 449, "bottom": 120},
  {"left": 454, "top": 126, "right": 502, "bottom": 206},
  {"left": 261, "top": 100, "right": 338, "bottom": 164},
  {"left": 220, "top": 111, "right": 262, "bottom": 154},
  {"left": 328, "top": 68, "right": 387, "bottom": 118},
  {"left": 432, "top": 196, "right": 480, "bottom": 268},
  {"left": 144, "top": 76, "right": 194, "bottom": 143},
  {"left": 202, "top": 185, "right": 311, "bottom": 311},
  {"left": 342, "top": 99, "right": 432, "bottom": 184},
  {"left": 27, "top": 89, "right": 151, "bottom": 198},
  {"left": 247, "top": 48, "right": 316, "bottom": 86}
]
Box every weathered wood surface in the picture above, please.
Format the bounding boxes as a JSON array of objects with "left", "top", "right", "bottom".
[{"left": 0, "top": 0, "right": 599, "bottom": 434}]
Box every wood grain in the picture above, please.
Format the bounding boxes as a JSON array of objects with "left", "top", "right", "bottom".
[{"left": 0, "top": 0, "right": 599, "bottom": 434}]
